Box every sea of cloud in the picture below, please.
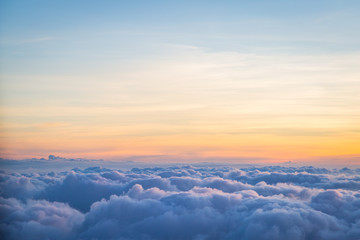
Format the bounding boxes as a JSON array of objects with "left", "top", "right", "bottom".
[{"left": 1, "top": 164, "right": 360, "bottom": 240}]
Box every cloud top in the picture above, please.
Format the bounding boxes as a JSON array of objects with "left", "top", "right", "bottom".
[{"left": 1, "top": 165, "right": 360, "bottom": 239}]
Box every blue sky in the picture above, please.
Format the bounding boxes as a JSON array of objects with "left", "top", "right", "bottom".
[
  {"left": 1, "top": 1, "right": 359, "bottom": 78},
  {"left": 1, "top": 1, "right": 360, "bottom": 163}
]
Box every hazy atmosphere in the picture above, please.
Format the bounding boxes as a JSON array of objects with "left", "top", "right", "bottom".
[{"left": 1, "top": 0, "right": 360, "bottom": 165}]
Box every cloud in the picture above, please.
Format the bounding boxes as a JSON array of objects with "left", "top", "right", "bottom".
[
  {"left": 0, "top": 197, "right": 84, "bottom": 240},
  {"left": 22, "top": 37, "right": 56, "bottom": 43},
  {"left": 1, "top": 165, "right": 360, "bottom": 239},
  {"left": 36, "top": 172, "right": 125, "bottom": 212}
]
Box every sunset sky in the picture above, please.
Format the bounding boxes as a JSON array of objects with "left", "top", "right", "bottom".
[{"left": 1, "top": 0, "right": 359, "bottom": 165}]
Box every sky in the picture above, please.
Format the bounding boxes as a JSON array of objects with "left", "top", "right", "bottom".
[{"left": 0, "top": 0, "right": 360, "bottom": 165}]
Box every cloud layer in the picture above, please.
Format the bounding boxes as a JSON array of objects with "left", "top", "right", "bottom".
[{"left": 1, "top": 165, "right": 360, "bottom": 239}]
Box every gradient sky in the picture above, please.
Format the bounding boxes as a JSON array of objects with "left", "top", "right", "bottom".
[{"left": 1, "top": 0, "right": 360, "bottom": 164}]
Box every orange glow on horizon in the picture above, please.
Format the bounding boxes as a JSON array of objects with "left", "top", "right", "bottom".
[{"left": 1, "top": 126, "right": 359, "bottom": 165}]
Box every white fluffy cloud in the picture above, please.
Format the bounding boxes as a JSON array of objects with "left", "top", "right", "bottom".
[{"left": 1, "top": 165, "right": 360, "bottom": 239}]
